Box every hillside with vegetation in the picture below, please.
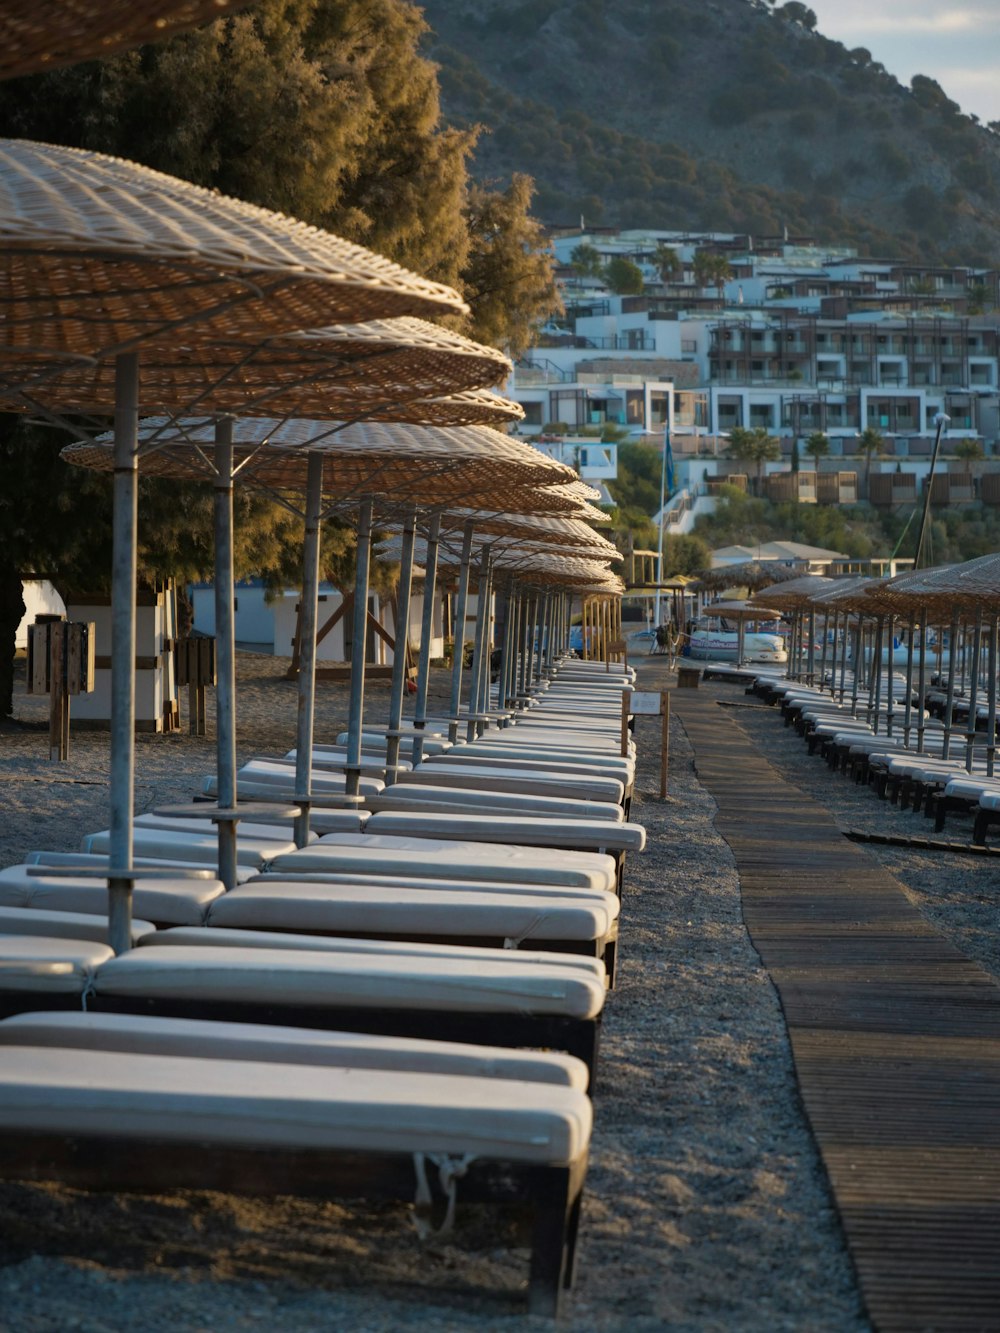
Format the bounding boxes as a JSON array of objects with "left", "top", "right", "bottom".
[{"left": 420, "top": 0, "right": 1000, "bottom": 265}]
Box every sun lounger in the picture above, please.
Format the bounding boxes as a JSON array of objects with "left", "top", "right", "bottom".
[
  {"left": 206, "top": 880, "right": 619, "bottom": 976},
  {"left": 397, "top": 764, "right": 625, "bottom": 806},
  {"left": 27, "top": 850, "right": 254, "bottom": 883},
  {"left": 0, "top": 1010, "right": 588, "bottom": 1087},
  {"left": 0, "top": 905, "right": 154, "bottom": 946},
  {"left": 0, "top": 936, "right": 113, "bottom": 1010},
  {"left": 0, "top": 1033, "right": 591, "bottom": 1313},
  {"left": 267, "top": 833, "right": 619, "bottom": 892},
  {"left": 368, "top": 784, "right": 626, "bottom": 824},
  {"left": 360, "top": 812, "right": 645, "bottom": 894},
  {"left": 0, "top": 934, "right": 607, "bottom": 1083},
  {"left": 0, "top": 866, "right": 224, "bottom": 927},
  {"left": 83, "top": 826, "right": 296, "bottom": 869}
]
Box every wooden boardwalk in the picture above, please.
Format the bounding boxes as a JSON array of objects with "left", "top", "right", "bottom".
[{"left": 673, "top": 688, "right": 1000, "bottom": 1333}]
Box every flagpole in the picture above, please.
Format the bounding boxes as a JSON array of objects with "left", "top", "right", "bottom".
[{"left": 655, "top": 419, "right": 673, "bottom": 626}]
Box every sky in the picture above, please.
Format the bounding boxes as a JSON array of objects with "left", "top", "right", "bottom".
[{"left": 807, "top": 1, "right": 1000, "bottom": 125}]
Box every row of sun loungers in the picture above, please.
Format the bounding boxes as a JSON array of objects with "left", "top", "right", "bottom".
[
  {"left": 0, "top": 656, "right": 645, "bottom": 1315},
  {"left": 748, "top": 671, "right": 1000, "bottom": 843}
]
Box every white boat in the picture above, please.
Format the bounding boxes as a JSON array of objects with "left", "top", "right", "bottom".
[{"left": 684, "top": 607, "right": 787, "bottom": 664}]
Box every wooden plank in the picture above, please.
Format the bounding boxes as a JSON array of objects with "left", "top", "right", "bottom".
[{"left": 672, "top": 686, "right": 1000, "bottom": 1333}]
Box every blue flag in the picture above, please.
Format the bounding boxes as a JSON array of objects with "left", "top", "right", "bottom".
[{"left": 663, "top": 424, "right": 675, "bottom": 496}]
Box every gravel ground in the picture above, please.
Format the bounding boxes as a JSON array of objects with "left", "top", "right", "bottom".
[{"left": 0, "top": 654, "right": 870, "bottom": 1331}]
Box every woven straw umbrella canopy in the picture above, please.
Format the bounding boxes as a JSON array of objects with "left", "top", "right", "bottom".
[
  {"left": 876, "top": 555, "right": 1000, "bottom": 616},
  {"left": 703, "top": 600, "right": 783, "bottom": 621},
  {"left": 63, "top": 416, "right": 569, "bottom": 508},
  {"left": 1, "top": 0, "right": 254, "bottom": 80},
  {"left": 0, "top": 137, "right": 468, "bottom": 384},
  {"left": 750, "top": 574, "right": 835, "bottom": 611},
  {"left": 436, "top": 510, "right": 621, "bottom": 556},
  {"left": 7, "top": 317, "right": 512, "bottom": 415},
  {"left": 696, "top": 561, "right": 807, "bottom": 593}
]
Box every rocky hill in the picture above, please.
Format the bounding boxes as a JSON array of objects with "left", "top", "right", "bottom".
[{"left": 418, "top": 0, "right": 1000, "bottom": 264}]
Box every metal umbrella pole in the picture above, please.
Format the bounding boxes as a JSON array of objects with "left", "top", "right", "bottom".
[
  {"left": 291, "top": 451, "right": 325, "bottom": 846},
  {"left": 965, "top": 611, "right": 984, "bottom": 773},
  {"left": 902, "top": 615, "right": 915, "bottom": 746},
  {"left": 941, "top": 610, "right": 960, "bottom": 760},
  {"left": 446, "top": 519, "right": 476, "bottom": 744},
  {"left": 987, "top": 614, "right": 998, "bottom": 778},
  {"left": 498, "top": 582, "right": 518, "bottom": 715},
  {"left": 871, "top": 615, "right": 885, "bottom": 735},
  {"left": 916, "top": 605, "right": 929, "bottom": 754},
  {"left": 884, "top": 617, "right": 895, "bottom": 738},
  {"left": 211, "top": 417, "right": 241, "bottom": 889},
  {"left": 533, "top": 592, "right": 548, "bottom": 684},
  {"left": 465, "top": 543, "right": 493, "bottom": 741},
  {"left": 806, "top": 606, "right": 817, "bottom": 685},
  {"left": 108, "top": 352, "right": 140, "bottom": 956},
  {"left": 344, "top": 497, "right": 375, "bottom": 799},
  {"left": 850, "top": 614, "right": 864, "bottom": 718},
  {"left": 818, "top": 609, "right": 830, "bottom": 692},
  {"left": 410, "top": 512, "right": 441, "bottom": 765},
  {"left": 384, "top": 508, "right": 418, "bottom": 781},
  {"left": 838, "top": 611, "right": 851, "bottom": 703}
]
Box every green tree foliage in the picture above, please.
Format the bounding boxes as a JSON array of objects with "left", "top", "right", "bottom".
[
  {"left": 726, "top": 426, "right": 782, "bottom": 492},
  {"left": 461, "top": 174, "right": 562, "bottom": 356},
  {"left": 606, "top": 442, "right": 665, "bottom": 514},
  {"left": 954, "top": 438, "right": 985, "bottom": 461},
  {"left": 604, "top": 256, "right": 645, "bottom": 295},
  {"left": 693, "top": 250, "right": 734, "bottom": 293},
  {"left": 570, "top": 242, "right": 605, "bottom": 278},
  {"left": 804, "top": 431, "right": 830, "bottom": 463},
  {"left": 0, "top": 0, "right": 564, "bottom": 708},
  {"left": 661, "top": 533, "right": 711, "bottom": 576},
  {"left": 775, "top": 3, "right": 817, "bottom": 29},
  {"left": 856, "top": 426, "right": 885, "bottom": 495},
  {"left": 652, "top": 243, "right": 682, "bottom": 282}
]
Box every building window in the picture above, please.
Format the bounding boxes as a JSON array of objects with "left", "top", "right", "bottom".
[{"left": 519, "top": 401, "right": 543, "bottom": 425}]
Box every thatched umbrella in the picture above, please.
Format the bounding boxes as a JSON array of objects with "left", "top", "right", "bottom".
[
  {"left": 0, "top": 135, "right": 469, "bottom": 948},
  {"left": 65, "top": 414, "right": 581, "bottom": 869},
  {"left": 0, "top": 0, "right": 254, "bottom": 80}
]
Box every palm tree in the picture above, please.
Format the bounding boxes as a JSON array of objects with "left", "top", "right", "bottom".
[
  {"left": 693, "top": 250, "right": 734, "bottom": 297},
  {"left": 805, "top": 431, "right": 830, "bottom": 466},
  {"left": 727, "top": 426, "right": 782, "bottom": 495},
  {"left": 653, "top": 243, "right": 682, "bottom": 284},
  {"left": 856, "top": 426, "right": 885, "bottom": 499}
]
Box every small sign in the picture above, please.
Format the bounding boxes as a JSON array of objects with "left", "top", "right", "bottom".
[
  {"left": 629, "top": 691, "right": 664, "bottom": 716},
  {"left": 621, "top": 687, "right": 671, "bottom": 797}
]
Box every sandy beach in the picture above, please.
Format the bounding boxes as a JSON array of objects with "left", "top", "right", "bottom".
[{"left": 0, "top": 655, "right": 899, "bottom": 1331}]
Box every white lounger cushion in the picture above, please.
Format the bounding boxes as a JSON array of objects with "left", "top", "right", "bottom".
[
  {"left": 0, "top": 867, "right": 223, "bottom": 926},
  {"left": 28, "top": 851, "right": 255, "bottom": 884},
  {"left": 430, "top": 749, "right": 635, "bottom": 781},
  {"left": 94, "top": 945, "right": 607, "bottom": 1019},
  {"left": 372, "top": 785, "right": 625, "bottom": 824},
  {"left": 0, "top": 1046, "right": 591, "bottom": 1164},
  {"left": 365, "top": 811, "right": 646, "bottom": 853},
  {"left": 229, "top": 759, "right": 385, "bottom": 796},
  {"left": 0, "top": 935, "right": 113, "bottom": 992},
  {"left": 134, "top": 813, "right": 317, "bottom": 844},
  {"left": 0, "top": 905, "right": 154, "bottom": 946},
  {"left": 335, "top": 730, "right": 451, "bottom": 756},
  {"left": 271, "top": 833, "right": 618, "bottom": 892},
  {"left": 245, "top": 872, "right": 612, "bottom": 903},
  {"left": 84, "top": 828, "right": 295, "bottom": 868},
  {"left": 401, "top": 764, "right": 624, "bottom": 805},
  {"left": 0, "top": 1011, "right": 588, "bottom": 1089},
  {"left": 208, "top": 881, "right": 618, "bottom": 944},
  {"left": 140, "top": 926, "right": 607, "bottom": 982}
]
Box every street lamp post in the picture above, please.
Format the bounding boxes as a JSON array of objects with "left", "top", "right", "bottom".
[{"left": 914, "top": 412, "right": 951, "bottom": 570}]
